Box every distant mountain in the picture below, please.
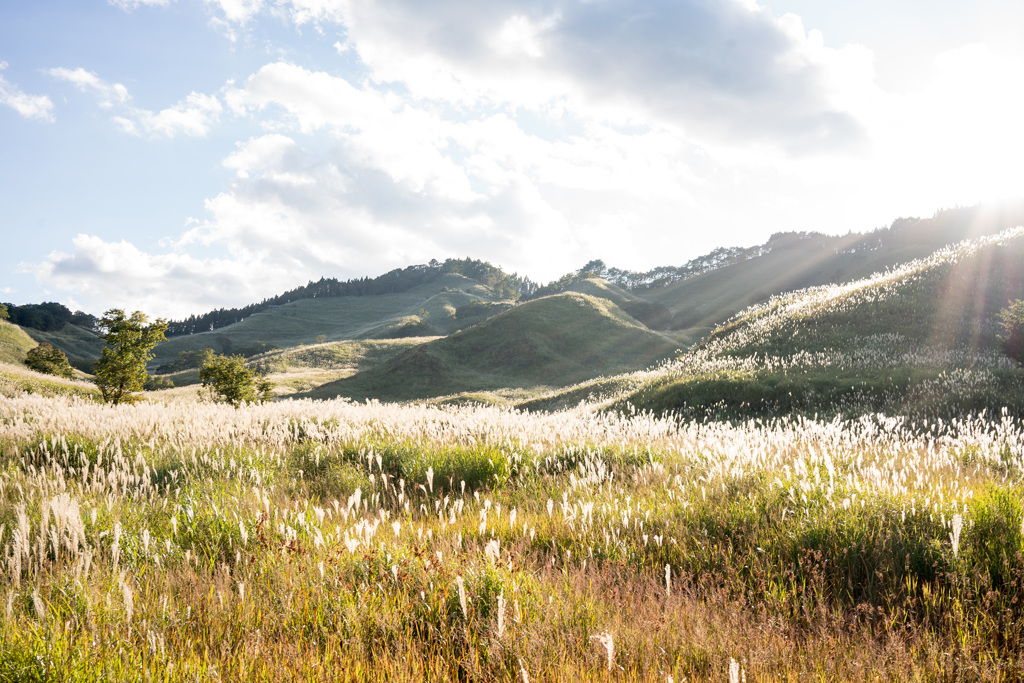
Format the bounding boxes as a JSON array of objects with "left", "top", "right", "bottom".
[
  {"left": 6, "top": 200, "right": 1021, "bottom": 408},
  {"left": 300, "top": 292, "right": 677, "bottom": 402},
  {"left": 164, "top": 257, "right": 538, "bottom": 337}
]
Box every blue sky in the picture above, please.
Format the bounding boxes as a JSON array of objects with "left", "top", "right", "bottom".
[{"left": 2, "top": 0, "right": 1023, "bottom": 319}]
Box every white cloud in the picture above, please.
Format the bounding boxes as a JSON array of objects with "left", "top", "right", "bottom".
[
  {"left": 229, "top": 62, "right": 477, "bottom": 200},
  {"left": 48, "top": 67, "right": 222, "bottom": 137},
  {"left": 109, "top": 0, "right": 174, "bottom": 9},
  {"left": 26, "top": 234, "right": 303, "bottom": 320},
  {"left": 261, "top": 0, "right": 871, "bottom": 154},
  {"left": 23, "top": 3, "right": 1024, "bottom": 318},
  {"left": 0, "top": 62, "right": 55, "bottom": 122},
  {"left": 47, "top": 67, "right": 130, "bottom": 108},
  {"left": 205, "top": 0, "right": 264, "bottom": 24},
  {"left": 132, "top": 91, "right": 224, "bottom": 137}
]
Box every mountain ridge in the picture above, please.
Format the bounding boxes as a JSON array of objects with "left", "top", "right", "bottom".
[{"left": 3, "top": 201, "right": 1022, "bottom": 408}]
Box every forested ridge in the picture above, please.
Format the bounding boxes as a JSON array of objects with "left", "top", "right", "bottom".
[
  {"left": 0, "top": 302, "right": 97, "bottom": 333},
  {"left": 165, "top": 257, "right": 540, "bottom": 337}
]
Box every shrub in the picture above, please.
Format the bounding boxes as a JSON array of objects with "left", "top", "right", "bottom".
[
  {"left": 24, "top": 343, "right": 74, "bottom": 379},
  {"left": 200, "top": 353, "right": 273, "bottom": 406}
]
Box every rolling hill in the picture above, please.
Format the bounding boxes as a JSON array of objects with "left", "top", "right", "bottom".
[
  {"left": 300, "top": 292, "right": 678, "bottom": 402},
  {"left": 642, "top": 202, "right": 1024, "bottom": 341},
  {"left": 0, "top": 320, "right": 101, "bottom": 399},
  {"left": 5, "top": 201, "right": 1022, "bottom": 409},
  {"left": 616, "top": 227, "right": 1024, "bottom": 419},
  {"left": 24, "top": 324, "right": 105, "bottom": 369},
  {"left": 149, "top": 273, "right": 507, "bottom": 368}
]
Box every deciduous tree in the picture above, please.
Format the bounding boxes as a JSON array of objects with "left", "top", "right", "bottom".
[
  {"left": 94, "top": 309, "right": 168, "bottom": 405},
  {"left": 199, "top": 354, "right": 272, "bottom": 406}
]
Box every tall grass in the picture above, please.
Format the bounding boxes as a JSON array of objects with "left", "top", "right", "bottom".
[{"left": 1, "top": 394, "right": 1022, "bottom": 680}]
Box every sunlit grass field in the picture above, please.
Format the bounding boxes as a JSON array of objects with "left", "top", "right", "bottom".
[{"left": 1, "top": 394, "right": 1022, "bottom": 681}]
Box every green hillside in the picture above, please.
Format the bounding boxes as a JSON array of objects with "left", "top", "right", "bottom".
[
  {"left": 621, "top": 227, "right": 1024, "bottom": 419},
  {"left": 303, "top": 292, "right": 677, "bottom": 402},
  {"left": 562, "top": 277, "right": 637, "bottom": 305},
  {"left": 25, "top": 323, "right": 104, "bottom": 366},
  {"left": 0, "top": 320, "right": 38, "bottom": 365},
  {"left": 259, "top": 337, "right": 432, "bottom": 395},
  {"left": 150, "top": 273, "right": 506, "bottom": 367},
  {"left": 645, "top": 203, "right": 1024, "bottom": 340},
  {"left": 703, "top": 228, "right": 1024, "bottom": 357},
  {"left": 0, "top": 321, "right": 100, "bottom": 399}
]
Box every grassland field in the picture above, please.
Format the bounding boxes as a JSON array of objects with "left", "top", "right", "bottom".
[{"left": 1, "top": 393, "right": 1023, "bottom": 681}]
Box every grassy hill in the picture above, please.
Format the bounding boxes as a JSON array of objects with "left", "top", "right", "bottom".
[
  {"left": 562, "top": 277, "right": 637, "bottom": 305},
  {"left": 302, "top": 292, "right": 677, "bottom": 402},
  {"left": 0, "top": 320, "right": 37, "bottom": 365},
  {"left": 645, "top": 202, "right": 1024, "bottom": 341},
  {"left": 0, "top": 321, "right": 100, "bottom": 399},
  {"left": 149, "top": 274, "right": 670, "bottom": 400},
  {"left": 253, "top": 337, "right": 431, "bottom": 395},
  {"left": 150, "top": 274, "right": 507, "bottom": 368},
  {"left": 619, "top": 227, "right": 1024, "bottom": 419},
  {"left": 24, "top": 323, "right": 104, "bottom": 369}
]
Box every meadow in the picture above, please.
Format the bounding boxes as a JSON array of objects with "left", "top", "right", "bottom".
[{"left": 1, "top": 393, "right": 1022, "bottom": 681}]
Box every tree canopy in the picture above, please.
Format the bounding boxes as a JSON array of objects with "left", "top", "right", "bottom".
[
  {"left": 1, "top": 301, "right": 97, "bottom": 332},
  {"left": 94, "top": 309, "right": 168, "bottom": 405},
  {"left": 199, "top": 354, "right": 272, "bottom": 406},
  {"left": 24, "top": 343, "right": 74, "bottom": 379}
]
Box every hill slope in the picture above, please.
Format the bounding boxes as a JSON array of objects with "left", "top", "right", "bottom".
[
  {"left": 303, "top": 292, "right": 677, "bottom": 402},
  {"left": 150, "top": 274, "right": 507, "bottom": 368},
  {"left": 645, "top": 203, "right": 1024, "bottom": 340},
  {"left": 619, "top": 227, "right": 1024, "bottom": 419},
  {"left": 0, "top": 321, "right": 100, "bottom": 399},
  {"left": 25, "top": 323, "right": 105, "bottom": 366},
  {"left": 0, "top": 320, "right": 38, "bottom": 365}
]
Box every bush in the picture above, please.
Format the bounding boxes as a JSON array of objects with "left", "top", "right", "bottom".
[
  {"left": 24, "top": 343, "right": 74, "bottom": 379},
  {"left": 199, "top": 354, "right": 272, "bottom": 406},
  {"left": 998, "top": 299, "right": 1024, "bottom": 365}
]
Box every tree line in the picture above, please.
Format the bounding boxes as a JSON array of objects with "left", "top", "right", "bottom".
[{"left": 0, "top": 301, "right": 98, "bottom": 332}]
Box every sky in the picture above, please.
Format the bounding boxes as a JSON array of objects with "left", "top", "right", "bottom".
[{"left": 2, "top": 0, "right": 1023, "bottom": 320}]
